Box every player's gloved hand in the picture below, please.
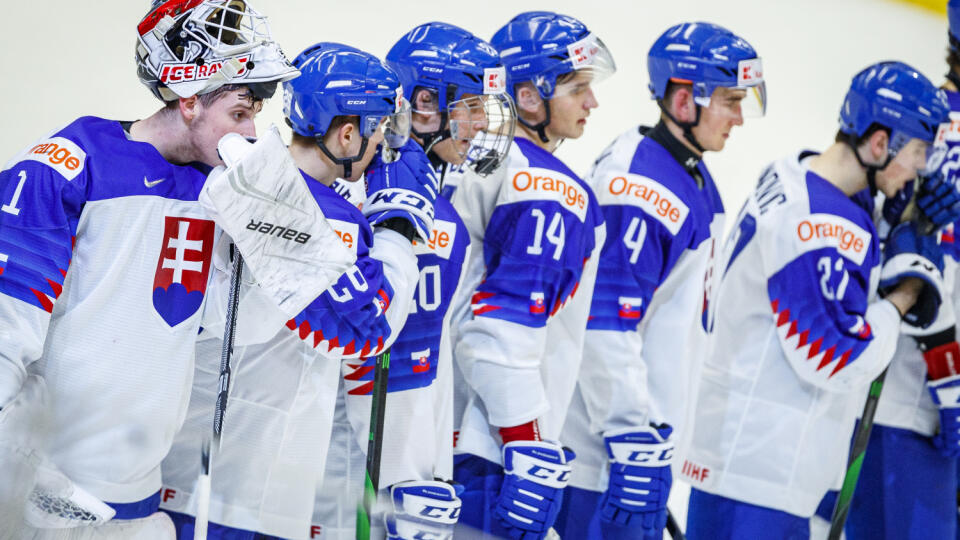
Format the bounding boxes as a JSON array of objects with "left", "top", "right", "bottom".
[
  {"left": 878, "top": 181, "right": 915, "bottom": 241},
  {"left": 918, "top": 170, "right": 960, "bottom": 230},
  {"left": 879, "top": 221, "right": 945, "bottom": 329},
  {"left": 384, "top": 480, "right": 462, "bottom": 540},
  {"left": 926, "top": 374, "right": 960, "bottom": 457},
  {"left": 495, "top": 440, "right": 575, "bottom": 539},
  {"left": 364, "top": 139, "right": 438, "bottom": 243},
  {"left": 600, "top": 424, "right": 674, "bottom": 531}
]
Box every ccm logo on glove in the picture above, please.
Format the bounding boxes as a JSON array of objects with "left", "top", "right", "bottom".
[{"left": 246, "top": 219, "right": 312, "bottom": 244}]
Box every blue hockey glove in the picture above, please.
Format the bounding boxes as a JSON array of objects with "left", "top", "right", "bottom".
[
  {"left": 879, "top": 221, "right": 945, "bottom": 329},
  {"left": 927, "top": 375, "right": 960, "bottom": 458},
  {"left": 600, "top": 424, "right": 674, "bottom": 531},
  {"left": 495, "top": 440, "right": 575, "bottom": 539},
  {"left": 918, "top": 170, "right": 960, "bottom": 230},
  {"left": 363, "top": 139, "right": 438, "bottom": 242},
  {"left": 384, "top": 480, "right": 462, "bottom": 540},
  {"left": 879, "top": 180, "right": 915, "bottom": 240}
]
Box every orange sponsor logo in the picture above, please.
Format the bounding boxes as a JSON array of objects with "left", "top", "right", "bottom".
[
  {"left": 608, "top": 175, "right": 684, "bottom": 224},
  {"left": 512, "top": 170, "right": 586, "bottom": 211},
  {"left": 797, "top": 219, "right": 865, "bottom": 254}
]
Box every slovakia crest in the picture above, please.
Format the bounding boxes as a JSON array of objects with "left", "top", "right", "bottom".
[{"left": 152, "top": 216, "right": 215, "bottom": 327}]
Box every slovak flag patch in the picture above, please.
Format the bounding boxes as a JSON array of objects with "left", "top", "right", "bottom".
[
  {"left": 618, "top": 296, "right": 643, "bottom": 319},
  {"left": 530, "top": 292, "right": 546, "bottom": 315},
  {"left": 411, "top": 348, "right": 431, "bottom": 374},
  {"left": 152, "top": 216, "right": 215, "bottom": 327}
]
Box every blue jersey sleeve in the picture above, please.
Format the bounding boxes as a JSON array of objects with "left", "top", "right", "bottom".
[
  {"left": 0, "top": 132, "right": 88, "bottom": 404},
  {"left": 285, "top": 183, "right": 417, "bottom": 359}
]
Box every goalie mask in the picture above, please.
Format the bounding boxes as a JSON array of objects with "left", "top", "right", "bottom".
[{"left": 136, "top": 0, "right": 299, "bottom": 102}]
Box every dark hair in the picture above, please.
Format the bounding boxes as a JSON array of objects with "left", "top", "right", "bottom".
[
  {"left": 947, "top": 43, "right": 960, "bottom": 78},
  {"left": 834, "top": 123, "right": 890, "bottom": 146},
  {"left": 163, "top": 84, "right": 263, "bottom": 111}
]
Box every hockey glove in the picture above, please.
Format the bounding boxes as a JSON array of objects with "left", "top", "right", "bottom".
[
  {"left": 384, "top": 480, "right": 462, "bottom": 540},
  {"left": 495, "top": 440, "right": 575, "bottom": 539},
  {"left": 918, "top": 170, "right": 960, "bottom": 230},
  {"left": 927, "top": 374, "right": 960, "bottom": 457},
  {"left": 879, "top": 221, "right": 945, "bottom": 329},
  {"left": 878, "top": 180, "right": 915, "bottom": 242},
  {"left": 364, "top": 139, "right": 438, "bottom": 243},
  {"left": 600, "top": 424, "right": 674, "bottom": 530}
]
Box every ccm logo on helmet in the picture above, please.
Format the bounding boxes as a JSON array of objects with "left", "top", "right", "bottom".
[
  {"left": 159, "top": 55, "right": 249, "bottom": 84},
  {"left": 600, "top": 173, "right": 689, "bottom": 235},
  {"left": 22, "top": 137, "right": 87, "bottom": 181},
  {"left": 795, "top": 213, "right": 870, "bottom": 265},
  {"left": 504, "top": 168, "right": 589, "bottom": 222}
]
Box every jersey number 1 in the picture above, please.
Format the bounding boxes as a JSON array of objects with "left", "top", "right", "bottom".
[{"left": 2, "top": 171, "right": 27, "bottom": 216}]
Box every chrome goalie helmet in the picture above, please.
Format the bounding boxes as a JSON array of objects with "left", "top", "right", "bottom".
[{"left": 136, "top": 0, "right": 299, "bottom": 102}]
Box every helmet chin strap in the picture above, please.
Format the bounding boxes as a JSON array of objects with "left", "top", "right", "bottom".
[
  {"left": 518, "top": 100, "right": 552, "bottom": 143},
  {"left": 657, "top": 100, "right": 705, "bottom": 153},
  {"left": 314, "top": 135, "right": 370, "bottom": 180},
  {"left": 841, "top": 135, "right": 893, "bottom": 197}
]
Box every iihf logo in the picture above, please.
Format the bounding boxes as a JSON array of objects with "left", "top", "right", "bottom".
[{"left": 152, "top": 216, "right": 214, "bottom": 327}]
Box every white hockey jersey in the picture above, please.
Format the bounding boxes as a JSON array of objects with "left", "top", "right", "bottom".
[
  {"left": 159, "top": 175, "right": 417, "bottom": 539},
  {"left": 682, "top": 150, "right": 902, "bottom": 517},
  {"left": 449, "top": 137, "right": 606, "bottom": 464},
  {"left": 312, "top": 186, "right": 473, "bottom": 540},
  {"left": 560, "top": 126, "right": 725, "bottom": 490},
  {"left": 0, "top": 117, "right": 229, "bottom": 504}
]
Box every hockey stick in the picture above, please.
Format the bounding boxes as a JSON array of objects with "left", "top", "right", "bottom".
[
  {"left": 194, "top": 247, "right": 244, "bottom": 540},
  {"left": 827, "top": 368, "right": 887, "bottom": 540},
  {"left": 666, "top": 508, "right": 686, "bottom": 540},
  {"left": 356, "top": 349, "right": 391, "bottom": 540}
]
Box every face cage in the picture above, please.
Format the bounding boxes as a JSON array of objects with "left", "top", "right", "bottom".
[
  {"left": 180, "top": 0, "right": 273, "bottom": 59},
  {"left": 449, "top": 94, "right": 517, "bottom": 175},
  {"left": 691, "top": 80, "right": 768, "bottom": 118}
]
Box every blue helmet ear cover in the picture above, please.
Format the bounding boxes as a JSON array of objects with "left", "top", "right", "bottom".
[{"left": 283, "top": 41, "right": 403, "bottom": 178}]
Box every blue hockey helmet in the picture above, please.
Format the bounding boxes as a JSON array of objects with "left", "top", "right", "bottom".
[
  {"left": 283, "top": 42, "right": 411, "bottom": 178},
  {"left": 491, "top": 11, "right": 615, "bottom": 101},
  {"left": 647, "top": 22, "right": 766, "bottom": 117},
  {"left": 840, "top": 61, "right": 949, "bottom": 155},
  {"left": 950, "top": 0, "right": 960, "bottom": 51},
  {"left": 386, "top": 22, "right": 516, "bottom": 175},
  {"left": 490, "top": 11, "right": 615, "bottom": 142}
]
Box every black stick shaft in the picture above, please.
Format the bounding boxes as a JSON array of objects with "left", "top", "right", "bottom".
[
  {"left": 828, "top": 369, "right": 887, "bottom": 540},
  {"left": 213, "top": 249, "right": 244, "bottom": 447}
]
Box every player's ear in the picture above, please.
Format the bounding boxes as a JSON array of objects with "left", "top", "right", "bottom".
[
  {"left": 866, "top": 129, "right": 889, "bottom": 163},
  {"left": 669, "top": 86, "right": 695, "bottom": 124},
  {"left": 516, "top": 84, "right": 544, "bottom": 116},
  {"left": 411, "top": 88, "right": 441, "bottom": 134},
  {"left": 179, "top": 96, "right": 200, "bottom": 123}
]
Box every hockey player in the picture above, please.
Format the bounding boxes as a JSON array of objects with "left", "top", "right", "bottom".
[
  {"left": 554, "top": 22, "right": 766, "bottom": 540},
  {"left": 681, "top": 61, "right": 950, "bottom": 539},
  {"left": 311, "top": 22, "right": 515, "bottom": 539},
  {"left": 835, "top": 4, "right": 960, "bottom": 538},
  {"left": 448, "top": 11, "right": 611, "bottom": 539},
  {"left": 158, "top": 42, "right": 433, "bottom": 539},
  {"left": 0, "top": 1, "right": 302, "bottom": 537}
]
